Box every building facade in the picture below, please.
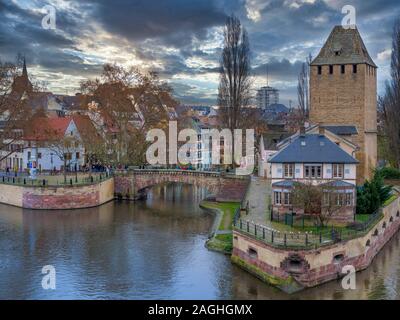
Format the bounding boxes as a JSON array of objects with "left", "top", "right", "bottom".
[
  {"left": 256, "top": 86, "right": 279, "bottom": 109},
  {"left": 269, "top": 129, "right": 358, "bottom": 223},
  {"left": 309, "top": 26, "right": 377, "bottom": 183}
]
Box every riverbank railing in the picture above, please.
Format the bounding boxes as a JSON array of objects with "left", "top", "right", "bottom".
[
  {"left": 234, "top": 209, "right": 384, "bottom": 249},
  {"left": 0, "top": 172, "right": 112, "bottom": 187}
]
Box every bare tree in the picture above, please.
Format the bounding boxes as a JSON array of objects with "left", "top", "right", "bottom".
[
  {"left": 297, "top": 54, "right": 311, "bottom": 125},
  {"left": 291, "top": 182, "right": 343, "bottom": 227},
  {"left": 217, "top": 15, "right": 253, "bottom": 167},
  {"left": 382, "top": 19, "right": 400, "bottom": 168}
]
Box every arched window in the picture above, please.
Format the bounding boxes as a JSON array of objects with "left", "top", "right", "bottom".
[
  {"left": 373, "top": 229, "right": 379, "bottom": 236},
  {"left": 390, "top": 216, "right": 394, "bottom": 223},
  {"left": 366, "top": 239, "right": 371, "bottom": 247},
  {"left": 382, "top": 222, "right": 387, "bottom": 229}
]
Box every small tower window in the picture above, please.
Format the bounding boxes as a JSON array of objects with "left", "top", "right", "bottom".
[
  {"left": 353, "top": 64, "right": 357, "bottom": 74},
  {"left": 341, "top": 65, "right": 345, "bottom": 74},
  {"left": 318, "top": 66, "right": 322, "bottom": 75},
  {"left": 329, "top": 65, "right": 333, "bottom": 74}
]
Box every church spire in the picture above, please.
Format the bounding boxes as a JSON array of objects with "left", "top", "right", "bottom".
[
  {"left": 22, "top": 56, "right": 28, "bottom": 78},
  {"left": 11, "top": 56, "right": 33, "bottom": 94}
]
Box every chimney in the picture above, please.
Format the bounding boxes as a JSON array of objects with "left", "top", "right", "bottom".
[{"left": 319, "top": 126, "right": 325, "bottom": 136}]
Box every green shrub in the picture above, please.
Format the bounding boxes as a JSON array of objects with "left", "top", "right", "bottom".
[
  {"left": 376, "top": 167, "right": 400, "bottom": 180},
  {"left": 356, "top": 170, "right": 393, "bottom": 215}
]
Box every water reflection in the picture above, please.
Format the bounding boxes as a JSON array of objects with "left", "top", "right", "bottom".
[{"left": 0, "top": 182, "right": 399, "bottom": 299}]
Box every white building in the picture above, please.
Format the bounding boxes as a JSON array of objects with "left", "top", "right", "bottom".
[
  {"left": 268, "top": 127, "right": 358, "bottom": 222},
  {"left": 256, "top": 86, "right": 279, "bottom": 109},
  {"left": 1, "top": 115, "right": 95, "bottom": 172}
]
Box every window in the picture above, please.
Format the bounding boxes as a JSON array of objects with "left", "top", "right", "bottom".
[
  {"left": 76, "top": 152, "right": 80, "bottom": 159},
  {"left": 329, "top": 65, "right": 333, "bottom": 74},
  {"left": 64, "top": 153, "right": 72, "bottom": 160},
  {"left": 274, "top": 192, "right": 282, "bottom": 205},
  {"left": 317, "top": 66, "right": 322, "bottom": 75},
  {"left": 304, "top": 164, "right": 322, "bottom": 179},
  {"left": 27, "top": 151, "right": 31, "bottom": 161},
  {"left": 335, "top": 193, "right": 344, "bottom": 206},
  {"left": 284, "top": 163, "right": 294, "bottom": 178},
  {"left": 332, "top": 164, "right": 344, "bottom": 178},
  {"left": 345, "top": 193, "right": 353, "bottom": 206},
  {"left": 341, "top": 65, "right": 345, "bottom": 74},
  {"left": 323, "top": 192, "right": 330, "bottom": 206},
  {"left": 37, "top": 153, "right": 42, "bottom": 159},
  {"left": 353, "top": 64, "right": 357, "bottom": 73},
  {"left": 284, "top": 192, "right": 291, "bottom": 205}
]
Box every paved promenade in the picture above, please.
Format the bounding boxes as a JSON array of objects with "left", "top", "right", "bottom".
[{"left": 242, "top": 176, "right": 271, "bottom": 225}]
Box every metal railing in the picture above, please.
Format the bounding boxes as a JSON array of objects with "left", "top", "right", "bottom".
[
  {"left": 234, "top": 209, "right": 384, "bottom": 249},
  {"left": 0, "top": 172, "right": 112, "bottom": 187},
  {"left": 114, "top": 168, "right": 251, "bottom": 180}
]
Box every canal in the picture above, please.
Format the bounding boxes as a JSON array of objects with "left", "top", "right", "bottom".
[{"left": 0, "top": 183, "right": 399, "bottom": 299}]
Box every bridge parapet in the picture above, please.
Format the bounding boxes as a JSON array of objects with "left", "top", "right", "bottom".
[{"left": 114, "top": 169, "right": 250, "bottom": 202}]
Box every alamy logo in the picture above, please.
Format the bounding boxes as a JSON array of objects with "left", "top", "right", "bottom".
[
  {"left": 41, "top": 5, "right": 56, "bottom": 30},
  {"left": 41, "top": 265, "right": 56, "bottom": 290},
  {"left": 341, "top": 5, "right": 356, "bottom": 29},
  {"left": 341, "top": 265, "right": 356, "bottom": 290},
  {"left": 146, "top": 121, "right": 255, "bottom": 175}
]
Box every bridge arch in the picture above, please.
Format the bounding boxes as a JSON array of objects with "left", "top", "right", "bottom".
[{"left": 114, "top": 169, "right": 249, "bottom": 202}]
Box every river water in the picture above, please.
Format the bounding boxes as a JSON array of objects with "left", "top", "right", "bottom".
[{"left": 0, "top": 183, "right": 399, "bottom": 299}]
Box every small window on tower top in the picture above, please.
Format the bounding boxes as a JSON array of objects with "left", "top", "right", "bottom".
[
  {"left": 318, "top": 66, "right": 322, "bottom": 75},
  {"left": 329, "top": 65, "right": 333, "bottom": 74},
  {"left": 353, "top": 64, "right": 357, "bottom": 73}
]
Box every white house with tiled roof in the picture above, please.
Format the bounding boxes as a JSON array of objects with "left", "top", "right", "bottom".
[{"left": 269, "top": 127, "right": 358, "bottom": 223}]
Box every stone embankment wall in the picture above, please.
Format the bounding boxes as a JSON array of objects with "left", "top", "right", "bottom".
[
  {"left": 0, "top": 178, "right": 114, "bottom": 209},
  {"left": 232, "top": 194, "right": 400, "bottom": 292}
]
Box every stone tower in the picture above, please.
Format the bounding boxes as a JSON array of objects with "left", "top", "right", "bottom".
[{"left": 310, "top": 26, "right": 377, "bottom": 184}]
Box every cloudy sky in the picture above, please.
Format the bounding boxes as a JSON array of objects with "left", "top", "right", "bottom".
[{"left": 0, "top": 0, "right": 399, "bottom": 106}]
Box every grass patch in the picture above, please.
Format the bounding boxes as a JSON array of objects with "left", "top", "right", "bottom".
[
  {"left": 383, "top": 194, "right": 397, "bottom": 207},
  {"left": 200, "top": 201, "right": 240, "bottom": 231},
  {"left": 207, "top": 233, "right": 233, "bottom": 253},
  {"left": 355, "top": 214, "right": 371, "bottom": 223},
  {"left": 200, "top": 201, "right": 240, "bottom": 254}
]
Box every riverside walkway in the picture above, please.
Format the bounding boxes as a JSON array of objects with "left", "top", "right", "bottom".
[{"left": 242, "top": 175, "right": 272, "bottom": 226}]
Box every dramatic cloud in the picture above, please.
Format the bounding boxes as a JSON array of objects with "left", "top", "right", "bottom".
[{"left": 0, "top": 0, "right": 398, "bottom": 105}]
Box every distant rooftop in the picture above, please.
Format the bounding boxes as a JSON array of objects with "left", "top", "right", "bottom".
[
  {"left": 269, "top": 134, "right": 359, "bottom": 164},
  {"left": 311, "top": 26, "right": 376, "bottom": 67}
]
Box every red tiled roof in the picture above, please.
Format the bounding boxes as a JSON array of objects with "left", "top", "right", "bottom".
[{"left": 24, "top": 117, "right": 72, "bottom": 141}]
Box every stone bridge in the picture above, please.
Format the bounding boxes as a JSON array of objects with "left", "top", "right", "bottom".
[{"left": 114, "top": 169, "right": 249, "bottom": 202}]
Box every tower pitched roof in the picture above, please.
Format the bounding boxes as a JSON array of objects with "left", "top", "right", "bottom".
[{"left": 311, "top": 26, "right": 376, "bottom": 67}]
